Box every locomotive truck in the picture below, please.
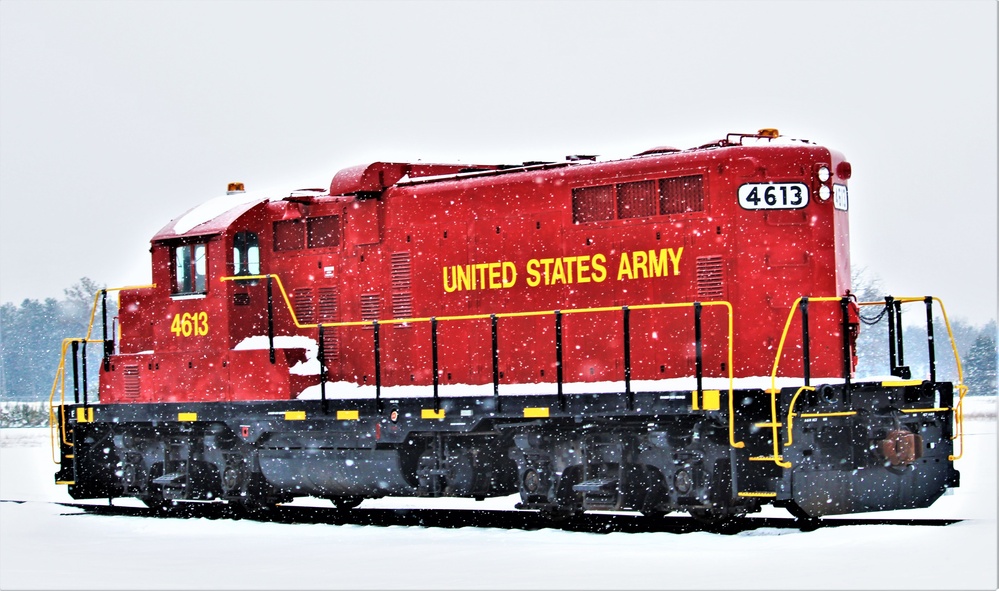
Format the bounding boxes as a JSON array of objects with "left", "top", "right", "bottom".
[{"left": 50, "top": 129, "right": 967, "bottom": 521}]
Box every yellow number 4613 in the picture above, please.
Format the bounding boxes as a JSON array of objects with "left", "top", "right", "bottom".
[{"left": 170, "top": 311, "right": 209, "bottom": 337}]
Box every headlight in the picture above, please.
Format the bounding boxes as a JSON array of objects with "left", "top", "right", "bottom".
[
  {"left": 817, "top": 166, "right": 831, "bottom": 183},
  {"left": 819, "top": 185, "right": 831, "bottom": 201}
]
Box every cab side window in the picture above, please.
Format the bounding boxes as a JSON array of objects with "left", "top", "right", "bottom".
[
  {"left": 173, "top": 243, "right": 207, "bottom": 295},
  {"left": 233, "top": 231, "right": 260, "bottom": 276}
]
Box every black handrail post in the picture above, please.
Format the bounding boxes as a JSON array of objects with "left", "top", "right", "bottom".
[
  {"left": 840, "top": 297, "right": 852, "bottom": 403},
  {"left": 101, "top": 289, "right": 111, "bottom": 372},
  {"left": 800, "top": 297, "right": 811, "bottom": 387},
  {"left": 431, "top": 317, "right": 440, "bottom": 412},
  {"left": 925, "top": 296, "right": 937, "bottom": 383},
  {"left": 267, "top": 277, "right": 275, "bottom": 364},
  {"left": 318, "top": 324, "right": 328, "bottom": 414},
  {"left": 555, "top": 310, "right": 564, "bottom": 411},
  {"left": 81, "top": 340, "right": 88, "bottom": 408},
  {"left": 71, "top": 340, "right": 81, "bottom": 405},
  {"left": 373, "top": 320, "right": 382, "bottom": 412},
  {"left": 622, "top": 306, "right": 632, "bottom": 411},
  {"left": 491, "top": 314, "right": 500, "bottom": 412},
  {"left": 886, "top": 296, "right": 897, "bottom": 375},
  {"left": 694, "top": 302, "right": 703, "bottom": 398},
  {"left": 894, "top": 299, "right": 906, "bottom": 369}
]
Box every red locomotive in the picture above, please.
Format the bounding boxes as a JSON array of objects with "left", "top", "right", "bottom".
[{"left": 52, "top": 129, "right": 967, "bottom": 521}]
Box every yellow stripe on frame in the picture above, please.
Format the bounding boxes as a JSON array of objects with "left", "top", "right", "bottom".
[
  {"left": 422, "top": 408, "right": 445, "bottom": 420},
  {"left": 284, "top": 411, "right": 306, "bottom": 421},
  {"left": 881, "top": 380, "right": 923, "bottom": 387},
  {"left": 702, "top": 390, "right": 721, "bottom": 411},
  {"left": 523, "top": 407, "right": 550, "bottom": 418},
  {"left": 178, "top": 412, "right": 197, "bottom": 422},
  {"left": 337, "top": 410, "right": 359, "bottom": 421},
  {"left": 691, "top": 390, "right": 721, "bottom": 411}
]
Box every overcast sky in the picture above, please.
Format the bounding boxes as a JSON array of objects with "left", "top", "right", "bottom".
[{"left": 1, "top": 1, "right": 996, "bottom": 326}]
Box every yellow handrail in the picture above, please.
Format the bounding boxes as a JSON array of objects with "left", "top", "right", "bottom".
[
  {"left": 768, "top": 296, "right": 848, "bottom": 394},
  {"left": 48, "top": 284, "right": 156, "bottom": 466},
  {"left": 222, "top": 273, "right": 743, "bottom": 449},
  {"left": 770, "top": 295, "right": 968, "bottom": 464},
  {"left": 783, "top": 385, "right": 815, "bottom": 449},
  {"left": 856, "top": 297, "right": 967, "bottom": 460}
]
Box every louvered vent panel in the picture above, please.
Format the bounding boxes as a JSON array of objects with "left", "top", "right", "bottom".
[
  {"left": 292, "top": 287, "right": 315, "bottom": 324},
  {"left": 696, "top": 255, "right": 725, "bottom": 299},
  {"left": 392, "top": 292, "right": 413, "bottom": 321},
  {"left": 123, "top": 365, "right": 140, "bottom": 399},
  {"left": 391, "top": 251, "right": 413, "bottom": 327},
  {"left": 391, "top": 251, "right": 412, "bottom": 290},
  {"left": 317, "top": 287, "right": 338, "bottom": 322},
  {"left": 360, "top": 293, "right": 381, "bottom": 326},
  {"left": 317, "top": 287, "right": 339, "bottom": 361}
]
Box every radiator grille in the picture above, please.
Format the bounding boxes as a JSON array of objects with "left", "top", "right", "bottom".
[
  {"left": 660, "top": 175, "right": 704, "bottom": 215},
  {"left": 696, "top": 255, "right": 725, "bottom": 299},
  {"left": 360, "top": 293, "right": 381, "bottom": 325},
  {"left": 123, "top": 365, "right": 140, "bottom": 399},
  {"left": 616, "top": 180, "right": 658, "bottom": 219},
  {"left": 392, "top": 292, "right": 414, "bottom": 321},
  {"left": 318, "top": 287, "right": 339, "bottom": 361},
  {"left": 391, "top": 251, "right": 413, "bottom": 326},
  {"left": 390, "top": 251, "right": 412, "bottom": 290},
  {"left": 292, "top": 287, "right": 315, "bottom": 324}
]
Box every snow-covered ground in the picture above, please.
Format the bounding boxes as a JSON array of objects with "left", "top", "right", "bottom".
[{"left": 1, "top": 397, "right": 995, "bottom": 590}]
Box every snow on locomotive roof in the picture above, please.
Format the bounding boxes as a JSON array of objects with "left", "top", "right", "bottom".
[{"left": 156, "top": 187, "right": 328, "bottom": 239}]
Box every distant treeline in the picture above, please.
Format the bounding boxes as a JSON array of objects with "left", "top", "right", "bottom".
[
  {"left": 0, "top": 274, "right": 996, "bottom": 405},
  {"left": 1, "top": 278, "right": 112, "bottom": 403},
  {"left": 849, "top": 268, "right": 997, "bottom": 395}
]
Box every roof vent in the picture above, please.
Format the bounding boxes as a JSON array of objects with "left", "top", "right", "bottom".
[{"left": 634, "top": 146, "right": 680, "bottom": 156}]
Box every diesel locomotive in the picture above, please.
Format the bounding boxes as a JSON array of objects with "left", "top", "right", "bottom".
[{"left": 50, "top": 129, "right": 968, "bottom": 521}]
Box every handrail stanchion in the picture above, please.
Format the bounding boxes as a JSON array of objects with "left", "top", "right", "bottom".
[
  {"left": 72, "top": 341, "right": 81, "bottom": 406},
  {"left": 555, "top": 310, "right": 564, "bottom": 411},
  {"left": 101, "top": 289, "right": 111, "bottom": 372},
  {"left": 800, "top": 297, "right": 810, "bottom": 387},
  {"left": 373, "top": 320, "right": 382, "bottom": 412},
  {"left": 318, "top": 324, "right": 328, "bottom": 415},
  {"left": 266, "top": 277, "right": 275, "bottom": 364},
  {"left": 431, "top": 317, "right": 440, "bottom": 412},
  {"left": 840, "top": 297, "right": 851, "bottom": 404},
  {"left": 623, "top": 306, "right": 632, "bottom": 411},
  {"left": 886, "top": 296, "right": 898, "bottom": 375},
  {"left": 491, "top": 314, "right": 500, "bottom": 412},
  {"left": 894, "top": 298, "right": 906, "bottom": 375},
  {"left": 925, "top": 297, "right": 936, "bottom": 383},
  {"left": 81, "top": 340, "right": 88, "bottom": 408},
  {"left": 694, "top": 302, "right": 703, "bottom": 398}
]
